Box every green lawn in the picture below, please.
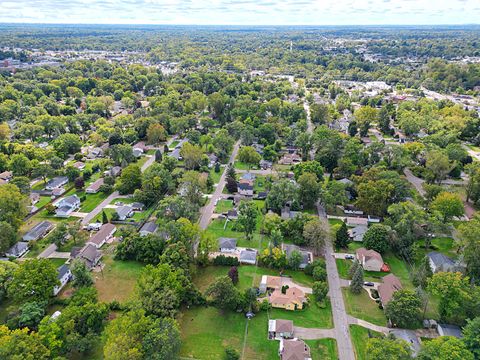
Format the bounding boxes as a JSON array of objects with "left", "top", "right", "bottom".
[
  {"left": 36, "top": 196, "right": 52, "bottom": 208},
  {"left": 268, "top": 295, "right": 333, "bottom": 328},
  {"left": 350, "top": 325, "right": 382, "bottom": 360},
  {"left": 336, "top": 259, "right": 351, "bottom": 279},
  {"left": 254, "top": 176, "right": 267, "bottom": 193},
  {"left": 215, "top": 199, "right": 234, "bottom": 214},
  {"left": 342, "top": 288, "right": 386, "bottom": 326},
  {"left": 306, "top": 339, "right": 338, "bottom": 360},
  {"left": 414, "top": 237, "right": 458, "bottom": 264},
  {"left": 80, "top": 191, "right": 109, "bottom": 212},
  {"left": 94, "top": 255, "right": 145, "bottom": 303},
  {"left": 170, "top": 140, "right": 179, "bottom": 148},
  {"left": 209, "top": 167, "right": 223, "bottom": 184},
  {"left": 47, "top": 258, "right": 67, "bottom": 268},
  {"left": 234, "top": 161, "right": 259, "bottom": 170}
]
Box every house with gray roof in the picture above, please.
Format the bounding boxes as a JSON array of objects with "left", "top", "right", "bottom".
[
  {"left": 71, "top": 244, "right": 102, "bottom": 270},
  {"left": 282, "top": 244, "right": 312, "bottom": 269},
  {"left": 268, "top": 319, "right": 294, "bottom": 340},
  {"left": 389, "top": 329, "right": 421, "bottom": 356},
  {"left": 45, "top": 176, "right": 68, "bottom": 190},
  {"left": 23, "top": 220, "right": 54, "bottom": 242},
  {"left": 5, "top": 242, "right": 29, "bottom": 258},
  {"left": 238, "top": 183, "right": 254, "bottom": 196},
  {"left": 349, "top": 225, "right": 368, "bottom": 242},
  {"left": 427, "top": 252, "right": 456, "bottom": 273},
  {"left": 437, "top": 324, "right": 463, "bottom": 338},
  {"left": 55, "top": 195, "right": 81, "bottom": 217},
  {"left": 239, "top": 248, "right": 257, "bottom": 265},
  {"left": 219, "top": 238, "right": 237, "bottom": 253},
  {"left": 116, "top": 205, "right": 133, "bottom": 221},
  {"left": 140, "top": 222, "right": 158, "bottom": 237},
  {"left": 53, "top": 264, "right": 72, "bottom": 296}
]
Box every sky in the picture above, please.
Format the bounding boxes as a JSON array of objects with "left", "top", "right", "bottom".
[{"left": 1, "top": 0, "right": 479, "bottom": 25}]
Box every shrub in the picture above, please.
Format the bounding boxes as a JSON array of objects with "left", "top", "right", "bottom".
[{"left": 213, "top": 255, "right": 240, "bottom": 266}]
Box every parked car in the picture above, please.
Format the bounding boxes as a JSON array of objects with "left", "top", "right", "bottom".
[
  {"left": 364, "top": 282, "right": 375, "bottom": 287},
  {"left": 345, "top": 254, "right": 354, "bottom": 260}
]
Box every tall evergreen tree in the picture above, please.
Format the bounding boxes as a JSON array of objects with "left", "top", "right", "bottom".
[
  {"left": 335, "top": 221, "right": 350, "bottom": 249},
  {"left": 350, "top": 264, "right": 364, "bottom": 294}
]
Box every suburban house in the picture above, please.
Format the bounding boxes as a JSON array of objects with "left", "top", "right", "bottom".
[
  {"left": 238, "top": 183, "right": 254, "bottom": 196},
  {"left": 239, "top": 248, "right": 257, "bottom": 265},
  {"left": 55, "top": 194, "right": 81, "bottom": 217},
  {"left": 437, "top": 324, "right": 463, "bottom": 338},
  {"left": 139, "top": 221, "right": 158, "bottom": 237},
  {"left": 346, "top": 217, "right": 369, "bottom": 226},
  {"left": 260, "top": 159, "right": 273, "bottom": 170},
  {"left": 30, "top": 193, "right": 40, "bottom": 205},
  {"left": 71, "top": 244, "right": 102, "bottom": 270},
  {"left": 356, "top": 247, "right": 387, "bottom": 272},
  {"left": 269, "top": 287, "right": 306, "bottom": 311},
  {"left": 45, "top": 176, "right": 69, "bottom": 190},
  {"left": 278, "top": 153, "right": 301, "bottom": 165},
  {"left": 282, "top": 244, "right": 312, "bottom": 269},
  {"left": 86, "top": 178, "right": 104, "bottom": 194},
  {"left": 349, "top": 225, "right": 368, "bottom": 242},
  {"left": 378, "top": 274, "right": 402, "bottom": 308},
  {"left": 343, "top": 205, "right": 364, "bottom": 215},
  {"left": 219, "top": 237, "right": 237, "bottom": 253},
  {"left": 259, "top": 275, "right": 282, "bottom": 293},
  {"left": 116, "top": 205, "right": 134, "bottom": 221},
  {"left": 22, "top": 220, "right": 54, "bottom": 242},
  {"left": 0, "top": 171, "right": 13, "bottom": 182},
  {"left": 104, "top": 166, "right": 122, "bottom": 177},
  {"left": 208, "top": 153, "right": 218, "bottom": 168},
  {"left": 87, "top": 147, "right": 104, "bottom": 159},
  {"left": 73, "top": 161, "right": 85, "bottom": 170},
  {"left": 5, "top": 242, "right": 29, "bottom": 258},
  {"left": 241, "top": 172, "right": 256, "bottom": 182},
  {"left": 132, "top": 148, "right": 144, "bottom": 158},
  {"left": 226, "top": 209, "right": 238, "bottom": 220},
  {"left": 279, "top": 339, "right": 311, "bottom": 360},
  {"left": 87, "top": 223, "right": 116, "bottom": 248},
  {"left": 131, "top": 202, "right": 145, "bottom": 211},
  {"left": 53, "top": 264, "right": 72, "bottom": 296},
  {"left": 268, "top": 319, "right": 294, "bottom": 340},
  {"left": 427, "top": 252, "right": 456, "bottom": 273}
]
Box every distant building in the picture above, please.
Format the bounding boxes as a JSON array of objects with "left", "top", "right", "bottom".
[
  {"left": 279, "top": 339, "right": 311, "bottom": 360},
  {"left": 53, "top": 264, "right": 72, "bottom": 296},
  {"left": 268, "top": 319, "right": 294, "bottom": 340},
  {"left": 87, "top": 223, "right": 116, "bottom": 249},
  {"left": 239, "top": 248, "right": 257, "bottom": 265},
  {"left": 378, "top": 274, "right": 402, "bottom": 308},
  {"left": 45, "top": 176, "right": 68, "bottom": 190},
  {"left": 86, "top": 178, "right": 104, "bottom": 194},
  {"left": 23, "top": 221, "right": 54, "bottom": 242},
  {"left": 427, "top": 252, "right": 456, "bottom": 273},
  {"left": 5, "top": 242, "right": 29, "bottom": 258},
  {"left": 218, "top": 238, "right": 237, "bottom": 253},
  {"left": 356, "top": 247, "right": 386, "bottom": 272},
  {"left": 139, "top": 221, "right": 158, "bottom": 237}
]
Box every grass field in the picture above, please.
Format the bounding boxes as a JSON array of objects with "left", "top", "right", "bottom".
[
  {"left": 215, "top": 199, "right": 234, "bottom": 214},
  {"left": 350, "top": 325, "right": 382, "bottom": 360},
  {"left": 36, "top": 195, "right": 52, "bottom": 209},
  {"left": 234, "top": 161, "right": 259, "bottom": 170},
  {"left": 342, "top": 288, "right": 386, "bottom": 326},
  {"left": 47, "top": 257, "right": 67, "bottom": 268},
  {"left": 179, "top": 306, "right": 335, "bottom": 360},
  {"left": 209, "top": 167, "right": 223, "bottom": 185},
  {"left": 94, "top": 255, "right": 144, "bottom": 303},
  {"left": 269, "top": 295, "right": 333, "bottom": 328},
  {"left": 79, "top": 191, "right": 109, "bottom": 212},
  {"left": 306, "top": 339, "right": 338, "bottom": 360},
  {"left": 336, "top": 259, "right": 351, "bottom": 279},
  {"left": 414, "top": 237, "right": 457, "bottom": 264}
]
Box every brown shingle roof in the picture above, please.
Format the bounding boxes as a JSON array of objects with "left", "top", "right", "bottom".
[
  {"left": 281, "top": 339, "right": 311, "bottom": 360},
  {"left": 275, "top": 319, "right": 294, "bottom": 333},
  {"left": 378, "top": 274, "right": 402, "bottom": 306},
  {"left": 270, "top": 287, "right": 306, "bottom": 306}
]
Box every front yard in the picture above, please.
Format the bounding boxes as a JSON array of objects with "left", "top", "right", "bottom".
[
  {"left": 350, "top": 325, "right": 382, "bottom": 360},
  {"left": 342, "top": 288, "right": 386, "bottom": 326}
]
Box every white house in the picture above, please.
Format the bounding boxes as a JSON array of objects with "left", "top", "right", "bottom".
[
  {"left": 55, "top": 195, "right": 81, "bottom": 217},
  {"left": 218, "top": 238, "right": 237, "bottom": 253},
  {"left": 86, "top": 178, "right": 104, "bottom": 194},
  {"left": 53, "top": 265, "right": 72, "bottom": 296},
  {"left": 45, "top": 176, "right": 68, "bottom": 190},
  {"left": 239, "top": 248, "right": 257, "bottom": 265}
]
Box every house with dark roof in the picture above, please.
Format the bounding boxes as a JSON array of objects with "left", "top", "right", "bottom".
[
  {"left": 378, "top": 274, "right": 402, "bottom": 308},
  {"left": 279, "top": 339, "right": 311, "bottom": 360},
  {"left": 238, "top": 183, "right": 254, "bottom": 196},
  {"left": 5, "top": 242, "right": 29, "bottom": 258},
  {"left": 22, "top": 221, "right": 54, "bottom": 242},
  {"left": 219, "top": 238, "right": 237, "bottom": 253},
  {"left": 116, "top": 205, "right": 133, "bottom": 221},
  {"left": 71, "top": 244, "right": 102, "bottom": 270},
  {"left": 349, "top": 225, "right": 368, "bottom": 242},
  {"left": 140, "top": 221, "right": 158, "bottom": 237},
  {"left": 239, "top": 248, "right": 257, "bottom": 264},
  {"left": 131, "top": 202, "right": 145, "bottom": 211},
  {"left": 268, "top": 319, "right": 294, "bottom": 340},
  {"left": 389, "top": 329, "right": 421, "bottom": 356},
  {"left": 55, "top": 195, "right": 81, "bottom": 217},
  {"left": 86, "top": 178, "right": 104, "bottom": 194},
  {"left": 427, "top": 252, "right": 456, "bottom": 273},
  {"left": 227, "top": 209, "right": 238, "bottom": 220},
  {"left": 87, "top": 223, "right": 116, "bottom": 249},
  {"left": 45, "top": 176, "right": 68, "bottom": 190},
  {"left": 53, "top": 264, "right": 72, "bottom": 296},
  {"left": 282, "top": 244, "right": 312, "bottom": 269}
]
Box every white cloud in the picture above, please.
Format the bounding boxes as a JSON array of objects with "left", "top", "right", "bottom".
[{"left": 1, "top": 0, "right": 479, "bottom": 24}]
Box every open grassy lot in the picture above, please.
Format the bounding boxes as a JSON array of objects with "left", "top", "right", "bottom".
[
  {"left": 215, "top": 199, "right": 234, "bottom": 214},
  {"left": 336, "top": 259, "right": 350, "bottom": 279},
  {"left": 94, "top": 255, "right": 144, "bottom": 303},
  {"left": 79, "top": 191, "right": 109, "bottom": 212},
  {"left": 209, "top": 167, "right": 223, "bottom": 184},
  {"left": 414, "top": 237, "right": 458, "bottom": 264},
  {"left": 36, "top": 195, "right": 52, "bottom": 209},
  {"left": 47, "top": 257, "right": 67, "bottom": 268},
  {"left": 268, "top": 296, "right": 333, "bottom": 328},
  {"left": 254, "top": 175, "right": 267, "bottom": 193},
  {"left": 306, "top": 339, "right": 338, "bottom": 360},
  {"left": 234, "top": 161, "right": 259, "bottom": 170},
  {"left": 350, "top": 325, "right": 382, "bottom": 360},
  {"left": 342, "top": 288, "right": 386, "bottom": 326}
]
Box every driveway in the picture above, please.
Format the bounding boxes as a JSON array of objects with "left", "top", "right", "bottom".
[
  {"left": 403, "top": 168, "right": 425, "bottom": 197},
  {"left": 347, "top": 316, "right": 389, "bottom": 334},
  {"left": 293, "top": 326, "right": 336, "bottom": 340}
]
